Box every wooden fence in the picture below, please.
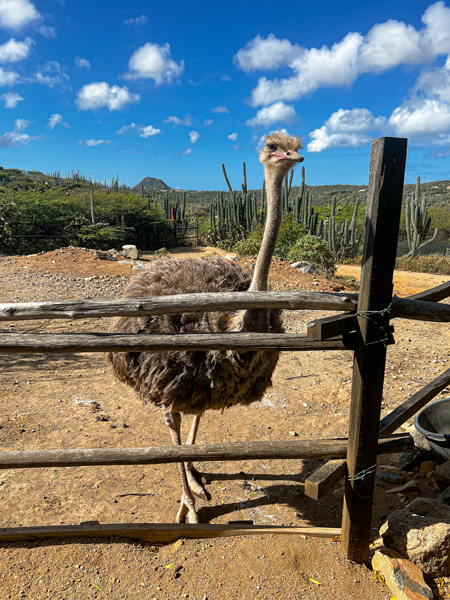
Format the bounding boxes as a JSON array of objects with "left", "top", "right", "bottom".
[{"left": 0, "top": 137, "right": 449, "bottom": 563}]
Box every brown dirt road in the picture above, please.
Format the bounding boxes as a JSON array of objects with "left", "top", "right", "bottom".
[{"left": 0, "top": 247, "right": 448, "bottom": 600}]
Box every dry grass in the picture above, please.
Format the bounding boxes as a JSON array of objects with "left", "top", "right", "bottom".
[{"left": 396, "top": 253, "right": 450, "bottom": 275}]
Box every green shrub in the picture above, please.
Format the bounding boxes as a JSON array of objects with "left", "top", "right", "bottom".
[
  {"left": 75, "top": 223, "right": 135, "bottom": 250},
  {"left": 288, "top": 235, "right": 336, "bottom": 274},
  {"left": 232, "top": 214, "right": 306, "bottom": 258},
  {"left": 233, "top": 237, "right": 262, "bottom": 256}
]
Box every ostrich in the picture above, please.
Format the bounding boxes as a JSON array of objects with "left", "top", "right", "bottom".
[{"left": 108, "top": 132, "right": 304, "bottom": 524}]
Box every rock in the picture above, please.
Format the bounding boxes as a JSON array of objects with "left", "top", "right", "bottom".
[
  {"left": 377, "top": 470, "right": 408, "bottom": 485},
  {"left": 434, "top": 461, "right": 450, "bottom": 489},
  {"left": 93, "top": 250, "right": 116, "bottom": 261},
  {"left": 372, "top": 549, "right": 433, "bottom": 600},
  {"left": 419, "top": 461, "right": 436, "bottom": 474},
  {"left": 406, "top": 424, "right": 431, "bottom": 452},
  {"left": 122, "top": 244, "right": 139, "bottom": 259},
  {"left": 380, "top": 497, "right": 450, "bottom": 576},
  {"left": 438, "top": 486, "right": 450, "bottom": 506},
  {"left": 399, "top": 450, "right": 434, "bottom": 471},
  {"left": 385, "top": 480, "right": 420, "bottom": 494}
]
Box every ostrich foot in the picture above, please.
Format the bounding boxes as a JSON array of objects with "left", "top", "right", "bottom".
[
  {"left": 186, "top": 465, "right": 209, "bottom": 501},
  {"left": 176, "top": 494, "right": 199, "bottom": 524}
]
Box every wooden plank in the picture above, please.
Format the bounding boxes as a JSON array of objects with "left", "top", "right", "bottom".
[
  {"left": 0, "top": 522, "right": 342, "bottom": 544},
  {"left": 0, "top": 434, "right": 412, "bottom": 469},
  {"left": 0, "top": 291, "right": 359, "bottom": 322},
  {"left": 391, "top": 297, "right": 450, "bottom": 322},
  {"left": 304, "top": 367, "right": 450, "bottom": 500},
  {"left": 304, "top": 460, "right": 347, "bottom": 500},
  {"left": 406, "top": 280, "right": 450, "bottom": 302},
  {"left": 342, "top": 137, "right": 407, "bottom": 564},
  {"left": 0, "top": 332, "right": 352, "bottom": 354},
  {"left": 307, "top": 314, "right": 358, "bottom": 341},
  {"left": 380, "top": 367, "right": 450, "bottom": 434}
]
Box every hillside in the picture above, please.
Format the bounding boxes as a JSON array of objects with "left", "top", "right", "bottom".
[{"left": 132, "top": 176, "right": 172, "bottom": 192}]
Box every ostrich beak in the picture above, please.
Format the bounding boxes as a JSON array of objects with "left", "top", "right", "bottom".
[{"left": 274, "top": 150, "right": 304, "bottom": 163}]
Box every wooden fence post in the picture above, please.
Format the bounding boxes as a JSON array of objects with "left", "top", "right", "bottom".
[{"left": 341, "top": 137, "right": 407, "bottom": 563}]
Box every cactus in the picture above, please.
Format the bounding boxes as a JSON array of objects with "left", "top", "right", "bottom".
[
  {"left": 405, "top": 176, "right": 438, "bottom": 258},
  {"left": 317, "top": 197, "right": 362, "bottom": 261}
]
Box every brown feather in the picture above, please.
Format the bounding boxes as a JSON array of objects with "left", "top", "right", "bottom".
[{"left": 107, "top": 256, "right": 282, "bottom": 415}]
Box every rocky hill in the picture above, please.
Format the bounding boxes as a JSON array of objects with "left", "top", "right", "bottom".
[{"left": 132, "top": 176, "right": 172, "bottom": 192}]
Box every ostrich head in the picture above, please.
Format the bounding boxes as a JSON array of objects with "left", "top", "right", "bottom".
[{"left": 259, "top": 132, "right": 304, "bottom": 178}]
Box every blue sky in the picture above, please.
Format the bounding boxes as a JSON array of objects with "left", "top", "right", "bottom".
[{"left": 0, "top": 0, "right": 449, "bottom": 190}]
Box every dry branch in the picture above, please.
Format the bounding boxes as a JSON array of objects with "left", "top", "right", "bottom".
[
  {"left": 0, "top": 435, "right": 412, "bottom": 469},
  {"left": 0, "top": 332, "right": 351, "bottom": 354},
  {"left": 0, "top": 522, "right": 342, "bottom": 544}
]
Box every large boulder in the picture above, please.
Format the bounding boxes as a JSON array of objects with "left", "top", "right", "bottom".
[
  {"left": 380, "top": 497, "right": 450, "bottom": 577},
  {"left": 372, "top": 549, "right": 433, "bottom": 600},
  {"left": 122, "top": 245, "right": 139, "bottom": 260}
]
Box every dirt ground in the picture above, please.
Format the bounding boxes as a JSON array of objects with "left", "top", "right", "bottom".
[{"left": 0, "top": 246, "right": 449, "bottom": 600}]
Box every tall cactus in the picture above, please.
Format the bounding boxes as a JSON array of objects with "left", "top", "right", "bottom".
[{"left": 405, "top": 176, "right": 438, "bottom": 258}]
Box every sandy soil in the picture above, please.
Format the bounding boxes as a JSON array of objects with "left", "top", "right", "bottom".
[{"left": 0, "top": 246, "right": 449, "bottom": 600}]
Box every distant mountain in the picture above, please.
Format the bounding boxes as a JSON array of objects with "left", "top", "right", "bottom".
[{"left": 133, "top": 176, "right": 172, "bottom": 192}]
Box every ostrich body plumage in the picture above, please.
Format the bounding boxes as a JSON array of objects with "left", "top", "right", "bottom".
[{"left": 108, "top": 256, "right": 282, "bottom": 415}]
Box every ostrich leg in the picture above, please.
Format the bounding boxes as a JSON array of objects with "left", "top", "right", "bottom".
[
  {"left": 185, "top": 414, "right": 208, "bottom": 500},
  {"left": 163, "top": 407, "right": 199, "bottom": 524}
]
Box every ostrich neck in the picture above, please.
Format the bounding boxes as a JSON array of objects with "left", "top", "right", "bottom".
[
  {"left": 235, "top": 169, "right": 283, "bottom": 334},
  {"left": 249, "top": 170, "right": 283, "bottom": 292}
]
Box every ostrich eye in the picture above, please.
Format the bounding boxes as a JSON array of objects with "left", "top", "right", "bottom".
[{"left": 267, "top": 143, "right": 277, "bottom": 152}]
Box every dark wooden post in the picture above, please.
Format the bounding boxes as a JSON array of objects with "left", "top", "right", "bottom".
[{"left": 341, "top": 137, "right": 407, "bottom": 563}]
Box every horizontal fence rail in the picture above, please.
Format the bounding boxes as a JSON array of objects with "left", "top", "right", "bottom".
[
  {"left": 0, "top": 332, "right": 352, "bottom": 354},
  {"left": 0, "top": 435, "right": 413, "bottom": 469},
  {"left": 0, "top": 291, "right": 449, "bottom": 323},
  {"left": 0, "top": 291, "right": 359, "bottom": 321},
  {"left": 0, "top": 523, "right": 343, "bottom": 544}
]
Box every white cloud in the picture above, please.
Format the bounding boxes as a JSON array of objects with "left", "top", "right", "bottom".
[
  {"left": 204, "top": 118, "right": 213, "bottom": 126},
  {"left": 389, "top": 98, "right": 450, "bottom": 141},
  {"left": 0, "top": 0, "right": 41, "bottom": 31},
  {"left": 47, "top": 113, "right": 69, "bottom": 130},
  {"left": 308, "top": 108, "right": 387, "bottom": 152},
  {"left": 189, "top": 130, "right": 200, "bottom": 143},
  {"left": 124, "top": 15, "right": 148, "bottom": 26},
  {"left": 76, "top": 82, "right": 140, "bottom": 111},
  {"left": 181, "top": 147, "right": 192, "bottom": 156},
  {"left": 0, "top": 66, "right": 19, "bottom": 85},
  {"left": 1, "top": 91, "right": 23, "bottom": 107},
  {"left": 415, "top": 56, "right": 450, "bottom": 103},
  {"left": 211, "top": 105, "right": 229, "bottom": 114},
  {"left": 233, "top": 33, "right": 302, "bottom": 72},
  {"left": 228, "top": 132, "right": 238, "bottom": 141},
  {"left": 246, "top": 101, "right": 296, "bottom": 127},
  {"left": 250, "top": 33, "right": 362, "bottom": 106},
  {"left": 0, "top": 117, "right": 33, "bottom": 147},
  {"left": 85, "top": 139, "right": 112, "bottom": 147},
  {"left": 0, "top": 37, "right": 32, "bottom": 63},
  {"left": 421, "top": 1, "right": 450, "bottom": 55},
  {"left": 220, "top": 74, "right": 231, "bottom": 82},
  {"left": 34, "top": 61, "right": 70, "bottom": 88},
  {"left": 75, "top": 56, "right": 90, "bottom": 69},
  {"left": 358, "top": 21, "right": 428, "bottom": 72},
  {"left": 123, "top": 42, "right": 184, "bottom": 85},
  {"left": 140, "top": 124, "right": 162, "bottom": 138},
  {"left": 237, "top": 2, "right": 450, "bottom": 106},
  {"left": 164, "top": 114, "right": 192, "bottom": 126},
  {"left": 116, "top": 122, "right": 162, "bottom": 137}
]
